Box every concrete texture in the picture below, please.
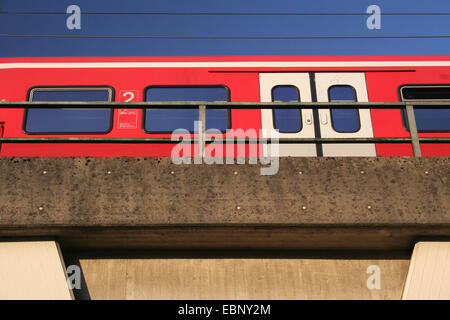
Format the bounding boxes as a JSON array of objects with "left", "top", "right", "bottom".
[
  {"left": 0, "top": 241, "right": 73, "bottom": 300},
  {"left": 0, "top": 157, "right": 449, "bottom": 250},
  {"left": 403, "top": 241, "right": 450, "bottom": 299},
  {"left": 75, "top": 256, "right": 409, "bottom": 300}
]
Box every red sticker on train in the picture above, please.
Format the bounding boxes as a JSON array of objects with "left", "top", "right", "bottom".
[{"left": 118, "top": 90, "right": 139, "bottom": 129}]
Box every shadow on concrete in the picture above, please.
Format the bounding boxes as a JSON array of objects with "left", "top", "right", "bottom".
[{"left": 62, "top": 253, "right": 91, "bottom": 300}]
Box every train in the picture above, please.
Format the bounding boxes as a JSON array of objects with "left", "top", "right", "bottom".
[{"left": 0, "top": 55, "right": 450, "bottom": 157}]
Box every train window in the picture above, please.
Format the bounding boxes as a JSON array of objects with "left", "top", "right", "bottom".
[
  {"left": 144, "top": 86, "right": 229, "bottom": 133},
  {"left": 272, "top": 85, "right": 302, "bottom": 133},
  {"left": 25, "top": 88, "right": 112, "bottom": 134},
  {"left": 328, "top": 85, "right": 360, "bottom": 133},
  {"left": 401, "top": 86, "right": 450, "bottom": 132}
]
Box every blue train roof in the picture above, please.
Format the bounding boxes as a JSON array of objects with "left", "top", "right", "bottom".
[{"left": 1, "top": 0, "right": 450, "bottom": 57}]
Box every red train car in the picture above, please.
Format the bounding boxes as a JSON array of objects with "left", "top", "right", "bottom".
[{"left": 1, "top": 55, "right": 450, "bottom": 157}]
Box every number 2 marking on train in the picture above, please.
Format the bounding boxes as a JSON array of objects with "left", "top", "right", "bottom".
[{"left": 123, "top": 91, "right": 135, "bottom": 102}]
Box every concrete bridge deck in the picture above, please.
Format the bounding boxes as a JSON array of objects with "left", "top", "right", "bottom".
[{"left": 0, "top": 157, "right": 448, "bottom": 250}]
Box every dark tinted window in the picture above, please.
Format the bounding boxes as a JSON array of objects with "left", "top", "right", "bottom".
[
  {"left": 144, "top": 87, "right": 229, "bottom": 133},
  {"left": 25, "top": 89, "right": 112, "bottom": 133},
  {"left": 272, "top": 85, "right": 301, "bottom": 133},
  {"left": 401, "top": 87, "right": 450, "bottom": 132},
  {"left": 402, "top": 87, "right": 450, "bottom": 100},
  {"left": 329, "top": 86, "right": 360, "bottom": 133}
]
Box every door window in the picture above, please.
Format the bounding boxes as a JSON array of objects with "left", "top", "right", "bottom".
[
  {"left": 272, "top": 85, "right": 302, "bottom": 133},
  {"left": 328, "top": 85, "right": 360, "bottom": 133}
]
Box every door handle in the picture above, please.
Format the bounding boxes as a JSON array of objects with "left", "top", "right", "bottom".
[
  {"left": 305, "top": 112, "right": 313, "bottom": 125},
  {"left": 320, "top": 113, "right": 328, "bottom": 125}
]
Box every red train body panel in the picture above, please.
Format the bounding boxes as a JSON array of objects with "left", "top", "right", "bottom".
[{"left": 1, "top": 55, "right": 450, "bottom": 157}]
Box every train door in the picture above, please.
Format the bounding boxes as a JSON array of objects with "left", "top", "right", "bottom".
[
  {"left": 260, "top": 73, "right": 316, "bottom": 156},
  {"left": 315, "top": 73, "right": 376, "bottom": 156}
]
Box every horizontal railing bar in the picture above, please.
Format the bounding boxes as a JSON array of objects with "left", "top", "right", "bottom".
[
  {"left": 1, "top": 101, "right": 450, "bottom": 109},
  {"left": 1, "top": 137, "right": 449, "bottom": 144}
]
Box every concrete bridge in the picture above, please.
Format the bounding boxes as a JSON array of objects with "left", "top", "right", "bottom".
[{"left": 0, "top": 157, "right": 449, "bottom": 299}]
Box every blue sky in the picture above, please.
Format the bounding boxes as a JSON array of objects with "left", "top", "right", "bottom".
[{"left": 1, "top": 0, "right": 450, "bottom": 57}]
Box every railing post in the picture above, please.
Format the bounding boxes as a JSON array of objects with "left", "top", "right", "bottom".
[
  {"left": 405, "top": 104, "right": 422, "bottom": 157},
  {"left": 198, "top": 105, "right": 206, "bottom": 161}
]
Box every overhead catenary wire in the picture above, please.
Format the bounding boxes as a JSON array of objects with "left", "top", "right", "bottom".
[
  {"left": 1, "top": 34, "right": 450, "bottom": 39},
  {"left": 1, "top": 11, "right": 449, "bottom": 42},
  {"left": 1, "top": 11, "right": 450, "bottom": 15},
  {"left": 1, "top": 10, "right": 447, "bottom": 39}
]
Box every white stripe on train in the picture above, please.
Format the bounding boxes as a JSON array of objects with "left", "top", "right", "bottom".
[{"left": 1, "top": 61, "right": 450, "bottom": 69}]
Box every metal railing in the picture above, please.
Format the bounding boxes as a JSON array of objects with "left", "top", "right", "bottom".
[{"left": 1, "top": 101, "right": 450, "bottom": 157}]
